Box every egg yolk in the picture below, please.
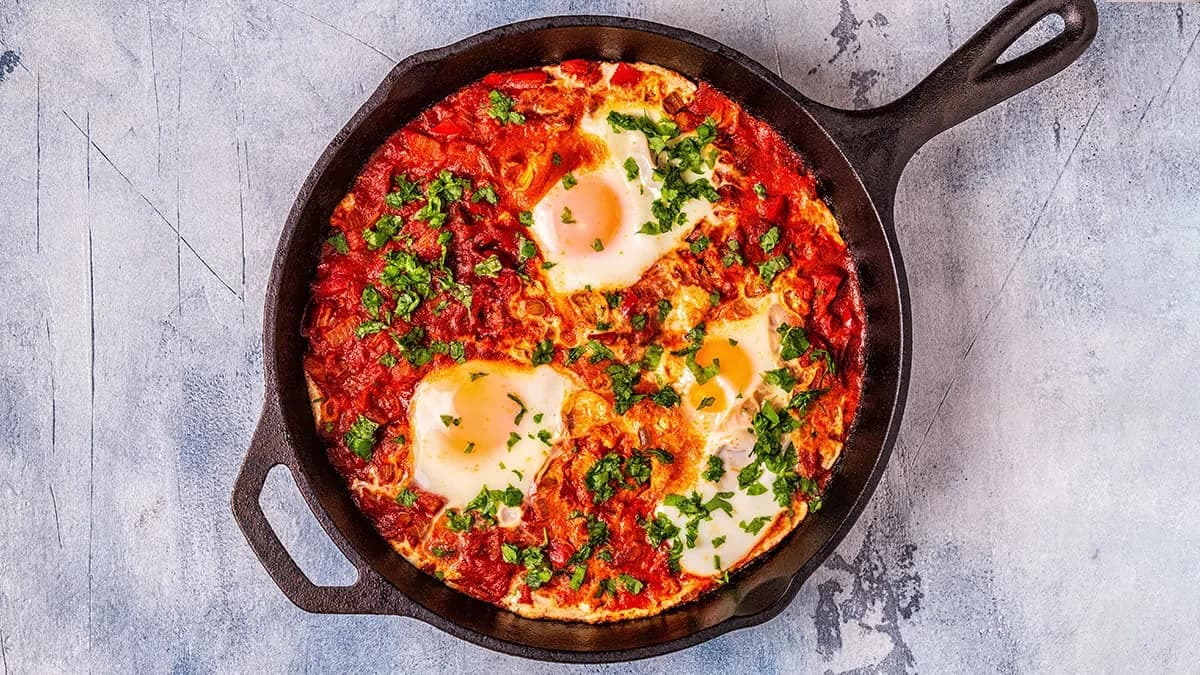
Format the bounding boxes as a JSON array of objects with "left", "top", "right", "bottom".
[
  {"left": 687, "top": 339, "right": 754, "bottom": 413},
  {"left": 555, "top": 174, "right": 623, "bottom": 255},
  {"left": 439, "top": 374, "right": 519, "bottom": 465}
]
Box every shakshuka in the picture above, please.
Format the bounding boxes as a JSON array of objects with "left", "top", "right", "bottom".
[{"left": 303, "top": 61, "right": 865, "bottom": 622}]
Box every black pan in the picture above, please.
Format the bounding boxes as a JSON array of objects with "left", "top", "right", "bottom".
[{"left": 232, "top": 0, "right": 1097, "bottom": 662}]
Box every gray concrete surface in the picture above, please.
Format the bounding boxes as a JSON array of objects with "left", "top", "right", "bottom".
[{"left": 1, "top": 0, "right": 1198, "bottom": 672}]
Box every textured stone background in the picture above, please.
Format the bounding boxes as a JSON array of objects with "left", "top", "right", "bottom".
[{"left": 1, "top": 0, "right": 1198, "bottom": 672}]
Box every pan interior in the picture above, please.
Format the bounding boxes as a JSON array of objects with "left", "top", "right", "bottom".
[{"left": 264, "top": 18, "right": 905, "bottom": 658}]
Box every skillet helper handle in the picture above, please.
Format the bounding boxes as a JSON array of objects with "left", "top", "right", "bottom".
[
  {"left": 231, "top": 397, "right": 395, "bottom": 615},
  {"left": 817, "top": 0, "right": 1098, "bottom": 201}
]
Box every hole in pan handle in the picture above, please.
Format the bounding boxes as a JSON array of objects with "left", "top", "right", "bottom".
[
  {"left": 809, "top": 0, "right": 1098, "bottom": 209},
  {"left": 231, "top": 396, "right": 409, "bottom": 616}
]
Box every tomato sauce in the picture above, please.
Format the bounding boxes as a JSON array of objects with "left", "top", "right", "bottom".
[{"left": 303, "top": 62, "right": 866, "bottom": 620}]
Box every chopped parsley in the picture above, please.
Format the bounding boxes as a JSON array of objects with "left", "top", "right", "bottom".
[
  {"left": 763, "top": 367, "right": 798, "bottom": 392},
  {"left": 445, "top": 509, "right": 473, "bottom": 532},
  {"left": 623, "top": 157, "right": 639, "bottom": 181},
  {"left": 501, "top": 542, "right": 520, "bottom": 564},
  {"left": 327, "top": 231, "right": 349, "bottom": 254},
  {"left": 631, "top": 313, "right": 648, "bottom": 330},
  {"left": 701, "top": 455, "right": 725, "bottom": 482},
  {"left": 759, "top": 226, "right": 781, "bottom": 254},
  {"left": 721, "top": 238, "right": 744, "bottom": 267},
  {"left": 485, "top": 89, "right": 525, "bottom": 125},
  {"left": 777, "top": 323, "right": 810, "bottom": 360},
  {"left": 689, "top": 235, "right": 711, "bottom": 254},
  {"left": 507, "top": 393, "right": 527, "bottom": 425},
  {"left": 413, "top": 170, "right": 471, "bottom": 228},
  {"left": 464, "top": 484, "right": 524, "bottom": 524},
  {"left": 473, "top": 254, "right": 503, "bottom": 278},
  {"left": 591, "top": 238, "right": 604, "bottom": 252},
  {"left": 656, "top": 298, "right": 672, "bottom": 322},
  {"left": 395, "top": 488, "right": 418, "bottom": 507},
  {"left": 518, "top": 210, "right": 534, "bottom": 226},
  {"left": 753, "top": 182, "right": 768, "bottom": 199},
  {"left": 343, "top": 413, "right": 379, "bottom": 458},
  {"left": 361, "top": 284, "right": 386, "bottom": 319},
  {"left": 562, "top": 173, "right": 578, "bottom": 190},
  {"left": 531, "top": 339, "right": 555, "bottom": 366},
  {"left": 362, "top": 214, "right": 401, "bottom": 250},
  {"left": 517, "top": 234, "right": 537, "bottom": 264},
  {"left": 569, "top": 566, "right": 587, "bottom": 590},
  {"left": 584, "top": 453, "right": 625, "bottom": 503},
  {"left": 561, "top": 206, "right": 576, "bottom": 224},
  {"left": 758, "top": 254, "right": 791, "bottom": 285},
  {"left": 378, "top": 352, "right": 397, "bottom": 367},
  {"left": 471, "top": 184, "right": 499, "bottom": 205},
  {"left": 619, "top": 573, "right": 644, "bottom": 594},
  {"left": 506, "top": 431, "right": 521, "bottom": 451},
  {"left": 386, "top": 173, "right": 423, "bottom": 208},
  {"left": 355, "top": 320, "right": 388, "bottom": 339},
  {"left": 518, "top": 546, "right": 552, "bottom": 589},
  {"left": 740, "top": 516, "right": 772, "bottom": 534}
]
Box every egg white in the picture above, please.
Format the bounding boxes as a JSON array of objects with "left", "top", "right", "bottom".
[
  {"left": 656, "top": 302, "right": 805, "bottom": 576},
  {"left": 409, "top": 361, "right": 573, "bottom": 523},
  {"left": 530, "top": 106, "right": 717, "bottom": 293}
]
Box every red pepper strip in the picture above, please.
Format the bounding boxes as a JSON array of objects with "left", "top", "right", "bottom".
[
  {"left": 430, "top": 118, "right": 469, "bottom": 136},
  {"left": 610, "top": 62, "right": 642, "bottom": 86}
]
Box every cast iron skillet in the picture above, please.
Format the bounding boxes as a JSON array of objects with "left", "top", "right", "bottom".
[{"left": 232, "top": 0, "right": 1096, "bottom": 662}]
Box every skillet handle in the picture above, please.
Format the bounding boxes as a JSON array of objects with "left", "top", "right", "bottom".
[
  {"left": 231, "top": 396, "right": 401, "bottom": 615},
  {"left": 811, "top": 0, "right": 1098, "bottom": 208}
]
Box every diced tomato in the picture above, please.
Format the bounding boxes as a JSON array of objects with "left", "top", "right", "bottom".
[
  {"left": 430, "top": 118, "right": 469, "bottom": 136},
  {"left": 610, "top": 62, "right": 642, "bottom": 86},
  {"left": 484, "top": 69, "right": 549, "bottom": 89},
  {"left": 559, "top": 59, "right": 592, "bottom": 76},
  {"left": 764, "top": 195, "right": 788, "bottom": 222}
]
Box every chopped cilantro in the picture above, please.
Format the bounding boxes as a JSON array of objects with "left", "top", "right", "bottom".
[
  {"left": 518, "top": 210, "right": 534, "bottom": 226},
  {"left": 721, "top": 238, "right": 744, "bottom": 267},
  {"left": 363, "top": 214, "right": 401, "bottom": 250},
  {"left": 591, "top": 238, "right": 604, "bottom": 252},
  {"left": 619, "top": 573, "right": 644, "bottom": 594},
  {"left": 562, "top": 173, "right": 578, "bottom": 190},
  {"left": 471, "top": 184, "right": 499, "bottom": 205},
  {"left": 561, "top": 206, "right": 576, "bottom": 224},
  {"left": 584, "top": 453, "right": 624, "bottom": 503},
  {"left": 395, "top": 488, "right": 417, "bottom": 507},
  {"left": 445, "top": 509, "right": 473, "bottom": 532}
]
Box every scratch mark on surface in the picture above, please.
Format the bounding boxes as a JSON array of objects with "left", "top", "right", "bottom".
[
  {"left": 35, "top": 70, "right": 41, "bottom": 252},
  {"left": 1052, "top": 116, "right": 1061, "bottom": 150},
  {"left": 176, "top": 33, "right": 183, "bottom": 314},
  {"left": 148, "top": 8, "right": 162, "bottom": 176},
  {"left": 232, "top": 29, "right": 249, "bottom": 317},
  {"left": 60, "top": 111, "right": 240, "bottom": 297},
  {"left": 914, "top": 99, "right": 1101, "bottom": 458},
  {"left": 1163, "top": 24, "right": 1200, "bottom": 104},
  {"left": 269, "top": 0, "right": 396, "bottom": 63},
  {"left": 1136, "top": 96, "right": 1155, "bottom": 131},
  {"left": 85, "top": 109, "right": 95, "bottom": 663},
  {"left": 49, "top": 484, "right": 63, "bottom": 548},
  {"left": 762, "top": 0, "right": 783, "bottom": 76},
  {"left": 0, "top": 627, "right": 8, "bottom": 675},
  {"left": 828, "top": 0, "right": 863, "bottom": 64},
  {"left": 46, "top": 319, "right": 55, "bottom": 455},
  {"left": 943, "top": 3, "right": 955, "bottom": 50}
]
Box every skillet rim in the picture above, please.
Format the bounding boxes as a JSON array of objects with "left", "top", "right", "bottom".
[{"left": 256, "top": 14, "right": 910, "bottom": 663}]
